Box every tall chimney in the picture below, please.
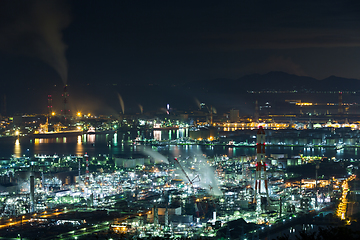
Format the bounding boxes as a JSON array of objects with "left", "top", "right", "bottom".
[
  {"left": 62, "top": 85, "right": 69, "bottom": 120},
  {"left": 30, "top": 175, "right": 35, "bottom": 212},
  {"left": 338, "top": 92, "right": 343, "bottom": 114},
  {"left": 48, "top": 95, "right": 53, "bottom": 117}
]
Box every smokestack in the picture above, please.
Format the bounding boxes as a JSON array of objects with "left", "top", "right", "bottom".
[
  {"left": 48, "top": 94, "right": 53, "bottom": 117},
  {"left": 62, "top": 85, "right": 69, "bottom": 120},
  {"left": 30, "top": 175, "right": 35, "bottom": 212},
  {"left": 254, "top": 126, "right": 270, "bottom": 211},
  {"left": 165, "top": 207, "right": 169, "bottom": 229},
  {"left": 338, "top": 92, "right": 343, "bottom": 114},
  {"left": 154, "top": 206, "right": 158, "bottom": 226},
  {"left": 78, "top": 158, "right": 81, "bottom": 182},
  {"left": 85, "top": 153, "right": 89, "bottom": 182},
  {"left": 41, "top": 171, "right": 44, "bottom": 191}
]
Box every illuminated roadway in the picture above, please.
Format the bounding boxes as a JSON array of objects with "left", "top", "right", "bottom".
[
  {"left": 0, "top": 209, "right": 73, "bottom": 239},
  {"left": 0, "top": 209, "right": 69, "bottom": 228},
  {"left": 43, "top": 222, "right": 110, "bottom": 240},
  {"left": 42, "top": 211, "right": 147, "bottom": 240},
  {"left": 0, "top": 207, "right": 148, "bottom": 240}
]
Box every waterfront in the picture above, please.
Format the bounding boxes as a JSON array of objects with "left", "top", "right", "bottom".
[
  {"left": 1, "top": 130, "right": 360, "bottom": 160},
  {"left": 0, "top": 129, "right": 358, "bottom": 239}
]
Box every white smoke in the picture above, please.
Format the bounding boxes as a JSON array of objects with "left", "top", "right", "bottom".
[
  {"left": 194, "top": 97, "right": 201, "bottom": 110},
  {"left": 173, "top": 148, "right": 223, "bottom": 196},
  {"left": 138, "top": 104, "right": 143, "bottom": 114},
  {"left": 141, "top": 146, "right": 169, "bottom": 164},
  {"left": 117, "top": 93, "right": 125, "bottom": 114},
  {"left": 0, "top": 0, "right": 71, "bottom": 84}
]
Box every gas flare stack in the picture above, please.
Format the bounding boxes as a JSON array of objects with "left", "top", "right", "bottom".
[{"left": 254, "top": 126, "right": 270, "bottom": 210}]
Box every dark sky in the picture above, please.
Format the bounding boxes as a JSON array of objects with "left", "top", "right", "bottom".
[{"left": 2, "top": 0, "right": 360, "bottom": 86}]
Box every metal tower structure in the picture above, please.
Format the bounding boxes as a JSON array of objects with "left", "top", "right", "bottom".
[
  {"left": 254, "top": 126, "right": 270, "bottom": 210},
  {"left": 62, "top": 85, "right": 69, "bottom": 120},
  {"left": 47, "top": 94, "right": 53, "bottom": 117},
  {"left": 30, "top": 175, "right": 35, "bottom": 212},
  {"left": 154, "top": 206, "right": 159, "bottom": 226},
  {"left": 85, "top": 153, "right": 89, "bottom": 182},
  {"left": 78, "top": 157, "right": 81, "bottom": 182},
  {"left": 174, "top": 158, "right": 200, "bottom": 218}
]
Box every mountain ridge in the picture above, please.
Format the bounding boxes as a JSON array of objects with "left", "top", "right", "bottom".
[{"left": 182, "top": 71, "right": 360, "bottom": 93}]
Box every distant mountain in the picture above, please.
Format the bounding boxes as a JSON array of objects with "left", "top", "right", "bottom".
[
  {"left": 183, "top": 71, "right": 360, "bottom": 92},
  {"left": 3, "top": 71, "right": 360, "bottom": 115},
  {"left": 320, "top": 75, "right": 360, "bottom": 91}
]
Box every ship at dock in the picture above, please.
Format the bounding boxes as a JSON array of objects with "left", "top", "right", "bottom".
[{"left": 31, "top": 120, "right": 83, "bottom": 138}]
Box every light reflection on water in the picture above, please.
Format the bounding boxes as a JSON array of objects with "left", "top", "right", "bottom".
[
  {"left": 14, "top": 138, "right": 21, "bottom": 158},
  {"left": 0, "top": 129, "right": 357, "bottom": 159},
  {"left": 76, "top": 135, "right": 83, "bottom": 155}
]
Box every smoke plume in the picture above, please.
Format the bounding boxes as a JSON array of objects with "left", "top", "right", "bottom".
[
  {"left": 138, "top": 104, "right": 143, "bottom": 114},
  {"left": 117, "top": 93, "right": 125, "bottom": 114},
  {"left": 141, "top": 146, "right": 169, "bottom": 164},
  {"left": 189, "top": 149, "right": 222, "bottom": 196},
  {"left": 0, "top": 0, "right": 71, "bottom": 84},
  {"left": 194, "top": 97, "right": 201, "bottom": 110}
]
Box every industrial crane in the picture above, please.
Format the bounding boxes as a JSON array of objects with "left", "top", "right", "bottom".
[{"left": 174, "top": 158, "right": 201, "bottom": 218}]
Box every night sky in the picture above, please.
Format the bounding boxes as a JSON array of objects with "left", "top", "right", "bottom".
[
  {"left": 1, "top": 1, "right": 360, "bottom": 115},
  {"left": 0, "top": 0, "right": 360, "bottom": 87}
]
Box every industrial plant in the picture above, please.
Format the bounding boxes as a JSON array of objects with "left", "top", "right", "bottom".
[{"left": 0, "top": 116, "right": 357, "bottom": 239}]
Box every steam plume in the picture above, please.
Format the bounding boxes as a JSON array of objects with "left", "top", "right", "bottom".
[
  {"left": 117, "top": 93, "right": 125, "bottom": 114},
  {"left": 194, "top": 97, "right": 201, "bottom": 110},
  {"left": 138, "top": 104, "right": 143, "bottom": 114},
  {"left": 0, "top": 0, "right": 71, "bottom": 84},
  {"left": 141, "top": 146, "right": 169, "bottom": 164},
  {"left": 189, "top": 149, "right": 222, "bottom": 196},
  {"left": 212, "top": 107, "right": 217, "bottom": 114}
]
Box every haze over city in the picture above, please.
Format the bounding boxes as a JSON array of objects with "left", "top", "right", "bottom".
[{"left": 1, "top": 1, "right": 360, "bottom": 84}]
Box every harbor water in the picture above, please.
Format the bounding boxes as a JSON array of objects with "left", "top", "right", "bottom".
[{"left": 1, "top": 129, "right": 358, "bottom": 160}]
